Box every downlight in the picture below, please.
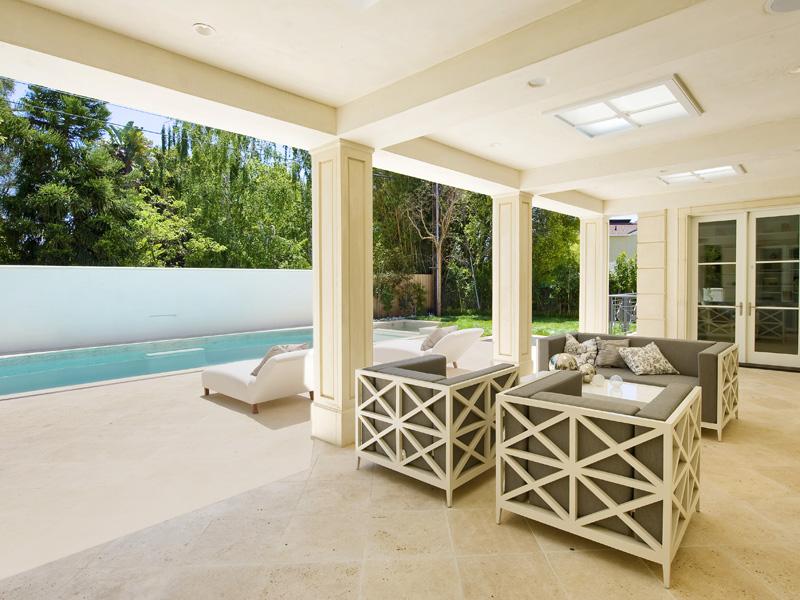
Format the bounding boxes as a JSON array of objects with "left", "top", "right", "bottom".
[{"left": 192, "top": 22, "right": 216, "bottom": 36}]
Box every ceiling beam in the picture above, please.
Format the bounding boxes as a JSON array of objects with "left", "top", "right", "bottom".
[
  {"left": 0, "top": 0, "right": 336, "bottom": 150},
  {"left": 534, "top": 191, "right": 604, "bottom": 218},
  {"left": 520, "top": 117, "right": 800, "bottom": 194},
  {"left": 375, "top": 138, "right": 520, "bottom": 196},
  {"left": 337, "top": 0, "right": 701, "bottom": 149}
]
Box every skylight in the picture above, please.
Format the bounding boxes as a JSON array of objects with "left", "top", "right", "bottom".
[
  {"left": 549, "top": 77, "right": 701, "bottom": 138},
  {"left": 659, "top": 165, "right": 744, "bottom": 185}
]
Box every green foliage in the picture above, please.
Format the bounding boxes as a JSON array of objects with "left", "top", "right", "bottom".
[
  {"left": 609, "top": 251, "right": 637, "bottom": 294},
  {"left": 532, "top": 209, "right": 580, "bottom": 316},
  {"left": 0, "top": 81, "right": 312, "bottom": 269},
  {"left": 419, "top": 314, "right": 580, "bottom": 337}
]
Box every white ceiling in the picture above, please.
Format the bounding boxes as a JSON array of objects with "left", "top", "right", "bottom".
[
  {"left": 9, "top": 0, "right": 800, "bottom": 210},
  {"left": 21, "top": 0, "right": 578, "bottom": 106}
]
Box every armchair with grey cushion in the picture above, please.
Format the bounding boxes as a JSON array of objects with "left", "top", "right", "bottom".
[
  {"left": 536, "top": 333, "right": 739, "bottom": 440},
  {"left": 355, "top": 355, "right": 519, "bottom": 506},
  {"left": 496, "top": 370, "right": 701, "bottom": 588}
]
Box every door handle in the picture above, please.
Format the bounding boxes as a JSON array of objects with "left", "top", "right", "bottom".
[
  {"left": 747, "top": 301, "right": 753, "bottom": 316},
  {"left": 737, "top": 302, "right": 743, "bottom": 316}
]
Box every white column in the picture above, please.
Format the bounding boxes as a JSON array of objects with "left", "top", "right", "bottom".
[
  {"left": 492, "top": 192, "right": 533, "bottom": 376},
  {"left": 636, "top": 211, "right": 667, "bottom": 337},
  {"left": 310, "top": 140, "right": 373, "bottom": 447},
  {"left": 579, "top": 217, "right": 609, "bottom": 333}
]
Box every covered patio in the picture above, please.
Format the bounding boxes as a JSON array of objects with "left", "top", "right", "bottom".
[{"left": 2, "top": 0, "right": 800, "bottom": 597}]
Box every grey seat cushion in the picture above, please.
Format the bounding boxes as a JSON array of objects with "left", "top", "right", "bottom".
[
  {"left": 594, "top": 367, "right": 698, "bottom": 389},
  {"left": 507, "top": 371, "right": 582, "bottom": 399},
  {"left": 366, "top": 354, "right": 448, "bottom": 377},
  {"left": 636, "top": 384, "right": 695, "bottom": 421}
]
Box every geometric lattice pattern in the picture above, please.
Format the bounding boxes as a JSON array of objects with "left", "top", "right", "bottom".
[
  {"left": 704, "top": 344, "right": 739, "bottom": 441},
  {"left": 496, "top": 386, "right": 702, "bottom": 588},
  {"left": 356, "top": 365, "right": 518, "bottom": 506}
]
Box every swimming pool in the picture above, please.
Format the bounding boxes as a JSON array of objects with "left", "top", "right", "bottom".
[{"left": 0, "top": 326, "right": 417, "bottom": 397}]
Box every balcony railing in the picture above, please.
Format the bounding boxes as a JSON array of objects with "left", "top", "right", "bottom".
[{"left": 609, "top": 293, "right": 637, "bottom": 334}]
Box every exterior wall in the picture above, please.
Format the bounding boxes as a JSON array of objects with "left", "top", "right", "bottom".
[
  {"left": 636, "top": 211, "right": 667, "bottom": 337},
  {"left": 0, "top": 266, "right": 312, "bottom": 355},
  {"left": 639, "top": 195, "right": 800, "bottom": 340}
]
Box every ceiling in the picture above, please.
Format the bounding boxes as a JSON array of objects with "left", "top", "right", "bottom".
[
  {"left": 20, "top": 0, "right": 578, "bottom": 105},
  {"left": 7, "top": 0, "right": 800, "bottom": 212}
]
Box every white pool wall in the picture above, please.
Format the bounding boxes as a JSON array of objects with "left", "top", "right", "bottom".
[{"left": 0, "top": 266, "right": 313, "bottom": 354}]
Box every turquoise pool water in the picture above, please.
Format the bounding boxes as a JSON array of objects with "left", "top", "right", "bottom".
[{"left": 0, "top": 326, "right": 415, "bottom": 397}]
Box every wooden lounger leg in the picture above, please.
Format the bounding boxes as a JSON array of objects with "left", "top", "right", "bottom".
[
  {"left": 453, "top": 361, "right": 458, "bottom": 369},
  {"left": 309, "top": 390, "right": 315, "bottom": 401},
  {"left": 252, "top": 404, "right": 259, "bottom": 414},
  {"left": 203, "top": 387, "right": 209, "bottom": 396}
]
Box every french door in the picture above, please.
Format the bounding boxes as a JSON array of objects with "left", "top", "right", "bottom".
[
  {"left": 746, "top": 209, "right": 800, "bottom": 367},
  {"left": 692, "top": 208, "right": 800, "bottom": 368}
]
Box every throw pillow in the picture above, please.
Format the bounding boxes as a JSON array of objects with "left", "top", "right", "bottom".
[
  {"left": 618, "top": 342, "right": 679, "bottom": 376},
  {"left": 251, "top": 343, "right": 309, "bottom": 377},
  {"left": 595, "top": 338, "right": 630, "bottom": 368},
  {"left": 420, "top": 325, "right": 457, "bottom": 351},
  {"left": 563, "top": 333, "right": 598, "bottom": 366},
  {"left": 549, "top": 352, "right": 578, "bottom": 371}
]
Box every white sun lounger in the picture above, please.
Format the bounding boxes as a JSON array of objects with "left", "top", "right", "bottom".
[
  {"left": 202, "top": 348, "right": 313, "bottom": 413},
  {"left": 372, "top": 327, "right": 484, "bottom": 368}
]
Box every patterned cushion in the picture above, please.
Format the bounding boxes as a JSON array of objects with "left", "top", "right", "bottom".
[
  {"left": 618, "top": 342, "right": 680, "bottom": 376},
  {"left": 563, "top": 333, "right": 598, "bottom": 366},
  {"left": 595, "top": 338, "right": 630, "bottom": 368},
  {"left": 549, "top": 353, "right": 578, "bottom": 371}
]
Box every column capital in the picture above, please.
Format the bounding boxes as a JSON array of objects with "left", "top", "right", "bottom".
[
  {"left": 310, "top": 138, "right": 374, "bottom": 157},
  {"left": 491, "top": 190, "right": 533, "bottom": 202}
]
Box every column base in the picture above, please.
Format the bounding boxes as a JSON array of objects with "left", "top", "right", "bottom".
[{"left": 310, "top": 399, "right": 355, "bottom": 447}]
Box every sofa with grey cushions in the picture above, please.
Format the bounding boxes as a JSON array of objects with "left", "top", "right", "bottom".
[
  {"left": 355, "top": 354, "right": 518, "bottom": 506},
  {"left": 536, "top": 332, "right": 739, "bottom": 440},
  {"left": 495, "top": 370, "right": 702, "bottom": 588}
]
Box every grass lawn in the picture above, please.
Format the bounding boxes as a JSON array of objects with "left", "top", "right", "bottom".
[{"left": 418, "top": 314, "right": 579, "bottom": 337}]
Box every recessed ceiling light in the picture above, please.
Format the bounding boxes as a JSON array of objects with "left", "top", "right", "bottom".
[
  {"left": 527, "top": 77, "right": 549, "bottom": 88},
  {"left": 765, "top": 0, "right": 800, "bottom": 14},
  {"left": 547, "top": 76, "right": 701, "bottom": 138},
  {"left": 789, "top": 65, "right": 800, "bottom": 75},
  {"left": 659, "top": 164, "right": 745, "bottom": 185},
  {"left": 489, "top": 142, "right": 502, "bottom": 148},
  {"left": 192, "top": 22, "right": 216, "bottom": 36}
]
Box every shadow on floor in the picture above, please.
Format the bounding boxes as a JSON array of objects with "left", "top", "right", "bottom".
[{"left": 204, "top": 393, "right": 311, "bottom": 430}]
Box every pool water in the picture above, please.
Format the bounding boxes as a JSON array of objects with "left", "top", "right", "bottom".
[{"left": 0, "top": 326, "right": 416, "bottom": 397}]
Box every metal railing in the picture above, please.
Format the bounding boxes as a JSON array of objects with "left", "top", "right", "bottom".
[{"left": 609, "top": 293, "right": 637, "bottom": 334}]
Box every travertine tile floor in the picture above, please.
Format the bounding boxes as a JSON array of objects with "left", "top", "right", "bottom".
[{"left": 2, "top": 358, "right": 799, "bottom": 598}]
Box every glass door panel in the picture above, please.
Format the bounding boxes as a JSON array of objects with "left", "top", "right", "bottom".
[
  {"left": 695, "top": 219, "right": 742, "bottom": 345},
  {"left": 748, "top": 212, "right": 800, "bottom": 366}
]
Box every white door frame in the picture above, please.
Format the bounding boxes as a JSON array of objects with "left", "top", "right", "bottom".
[
  {"left": 746, "top": 206, "right": 800, "bottom": 368},
  {"left": 689, "top": 213, "right": 748, "bottom": 356}
]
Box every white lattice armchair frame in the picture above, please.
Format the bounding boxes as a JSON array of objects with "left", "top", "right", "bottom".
[
  {"left": 496, "top": 385, "right": 702, "bottom": 588},
  {"left": 356, "top": 360, "right": 519, "bottom": 507},
  {"left": 704, "top": 344, "right": 739, "bottom": 441}
]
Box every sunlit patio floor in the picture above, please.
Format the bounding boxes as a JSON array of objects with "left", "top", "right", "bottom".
[{"left": 1, "top": 340, "right": 800, "bottom": 599}]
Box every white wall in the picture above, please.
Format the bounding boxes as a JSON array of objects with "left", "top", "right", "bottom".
[{"left": 0, "top": 266, "right": 312, "bottom": 354}]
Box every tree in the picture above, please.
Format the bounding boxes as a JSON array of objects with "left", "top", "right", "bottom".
[
  {"left": 609, "top": 251, "right": 637, "bottom": 294},
  {"left": 532, "top": 208, "right": 580, "bottom": 316},
  {"left": 0, "top": 84, "right": 141, "bottom": 265},
  {"left": 406, "top": 183, "right": 464, "bottom": 315}
]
